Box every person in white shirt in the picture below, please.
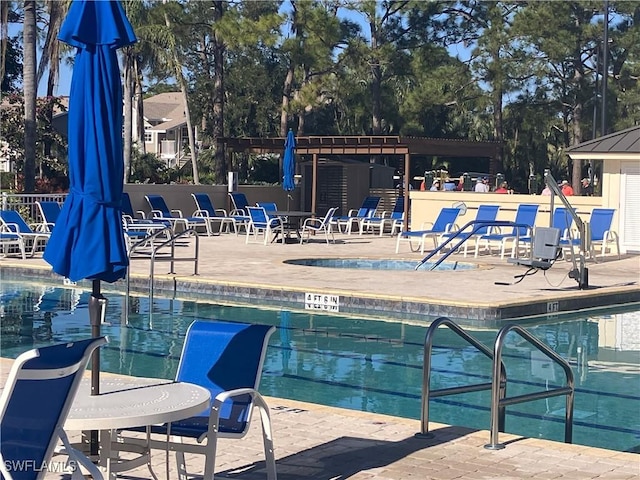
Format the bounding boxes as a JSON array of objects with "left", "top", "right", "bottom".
[{"left": 474, "top": 177, "right": 489, "bottom": 192}]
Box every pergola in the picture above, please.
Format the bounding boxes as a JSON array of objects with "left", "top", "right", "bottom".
[{"left": 218, "top": 135, "right": 502, "bottom": 230}]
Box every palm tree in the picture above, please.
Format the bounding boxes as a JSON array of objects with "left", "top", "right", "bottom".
[{"left": 23, "top": 0, "right": 37, "bottom": 193}]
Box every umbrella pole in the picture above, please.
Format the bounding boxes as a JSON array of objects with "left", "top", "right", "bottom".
[{"left": 88, "top": 279, "right": 106, "bottom": 457}]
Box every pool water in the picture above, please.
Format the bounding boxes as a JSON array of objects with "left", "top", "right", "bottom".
[
  {"left": 1, "top": 280, "right": 639, "bottom": 454},
  {"left": 283, "top": 258, "right": 476, "bottom": 271}
]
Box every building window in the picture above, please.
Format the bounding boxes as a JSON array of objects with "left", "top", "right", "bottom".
[{"left": 144, "top": 132, "right": 152, "bottom": 143}]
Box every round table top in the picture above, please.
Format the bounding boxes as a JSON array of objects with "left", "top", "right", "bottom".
[{"left": 65, "top": 376, "right": 210, "bottom": 431}]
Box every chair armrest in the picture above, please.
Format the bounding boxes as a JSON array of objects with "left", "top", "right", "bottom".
[
  {"left": 230, "top": 208, "right": 246, "bottom": 216},
  {"left": 347, "top": 209, "right": 358, "bottom": 216},
  {"left": 4, "top": 222, "right": 19, "bottom": 233},
  {"left": 215, "top": 208, "right": 228, "bottom": 216},
  {"left": 419, "top": 222, "right": 434, "bottom": 230},
  {"left": 302, "top": 218, "right": 322, "bottom": 228},
  {"left": 136, "top": 210, "right": 147, "bottom": 219},
  {"left": 150, "top": 209, "right": 165, "bottom": 218},
  {"left": 171, "top": 209, "right": 184, "bottom": 217},
  {"left": 192, "top": 209, "right": 209, "bottom": 218}
]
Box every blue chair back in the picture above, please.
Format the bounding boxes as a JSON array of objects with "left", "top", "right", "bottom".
[
  {"left": 551, "top": 207, "right": 574, "bottom": 238},
  {"left": 121, "top": 192, "right": 136, "bottom": 217},
  {"left": 589, "top": 208, "right": 615, "bottom": 241},
  {"left": 36, "top": 202, "right": 61, "bottom": 231},
  {"left": 192, "top": 192, "right": 217, "bottom": 216},
  {"left": 474, "top": 205, "right": 500, "bottom": 234},
  {"left": 247, "top": 206, "right": 271, "bottom": 227},
  {"left": 145, "top": 194, "right": 172, "bottom": 217},
  {"left": 256, "top": 202, "right": 278, "bottom": 214},
  {"left": 511, "top": 204, "right": 539, "bottom": 236},
  {"left": 0, "top": 210, "right": 34, "bottom": 234},
  {"left": 361, "top": 196, "right": 381, "bottom": 217},
  {"left": 230, "top": 193, "right": 250, "bottom": 213},
  {"left": 0, "top": 337, "right": 106, "bottom": 480},
  {"left": 174, "top": 320, "right": 275, "bottom": 435},
  {"left": 390, "top": 196, "right": 405, "bottom": 219},
  {"left": 431, "top": 207, "right": 461, "bottom": 232}
]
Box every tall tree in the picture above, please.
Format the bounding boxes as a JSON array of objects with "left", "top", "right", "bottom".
[{"left": 22, "top": 0, "right": 37, "bottom": 193}]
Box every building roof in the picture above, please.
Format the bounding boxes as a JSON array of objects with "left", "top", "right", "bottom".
[
  {"left": 218, "top": 135, "right": 501, "bottom": 159},
  {"left": 143, "top": 92, "right": 186, "bottom": 132},
  {"left": 566, "top": 126, "right": 640, "bottom": 159}
]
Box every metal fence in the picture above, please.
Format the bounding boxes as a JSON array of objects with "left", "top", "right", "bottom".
[{"left": 1, "top": 193, "right": 67, "bottom": 224}]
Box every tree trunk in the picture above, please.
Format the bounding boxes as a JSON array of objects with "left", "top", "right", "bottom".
[
  {"left": 23, "top": 0, "right": 37, "bottom": 193},
  {"left": 280, "top": 66, "right": 294, "bottom": 136},
  {"left": 134, "top": 58, "right": 146, "bottom": 154},
  {"left": 212, "top": 1, "right": 225, "bottom": 183},
  {"left": 123, "top": 47, "right": 134, "bottom": 182}
]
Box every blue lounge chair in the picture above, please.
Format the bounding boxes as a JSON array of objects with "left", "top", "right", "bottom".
[
  {"left": 256, "top": 202, "right": 278, "bottom": 214},
  {"left": 0, "top": 210, "right": 50, "bottom": 257},
  {"left": 361, "top": 196, "right": 405, "bottom": 236},
  {"left": 474, "top": 204, "right": 539, "bottom": 258},
  {"left": 229, "top": 192, "right": 250, "bottom": 215},
  {"left": 119, "top": 320, "right": 277, "bottom": 480},
  {"left": 36, "top": 201, "right": 61, "bottom": 232},
  {"left": 440, "top": 204, "right": 501, "bottom": 256},
  {"left": 300, "top": 206, "right": 339, "bottom": 244},
  {"left": 246, "top": 206, "right": 284, "bottom": 245},
  {"left": 334, "top": 196, "right": 381, "bottom": 234},
  {"left": 396, "top": 207, "right": 461, "bottom": 254},
  {"left": 560, "top": 208, "right": 620, "bottom": 260},
  {"left": 0, "top": 337, "right": 107, "bottom": 480},
  {"left": 145, "top": 194, "right": 207, "bottom": 234},
  {"left": 192, "top": 192, "right": 236, "bottom": 234}
]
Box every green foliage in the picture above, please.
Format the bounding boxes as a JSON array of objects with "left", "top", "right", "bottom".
[
  {"left": 128, "top": 150, "right": 169, "bottom": 184},
  {"left": 1, "top": 36, "right": 22, "bottom": 93},
  {"left": 0, "top": 94, "right": 68, "bottom": 192}
]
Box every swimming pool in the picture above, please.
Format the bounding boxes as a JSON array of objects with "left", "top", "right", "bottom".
[
  {"left": 1, "top": 279, "right": 638, "bottom": 454},
  {"left": 283, "top": 258, "right": 477, "bottom": 271}
]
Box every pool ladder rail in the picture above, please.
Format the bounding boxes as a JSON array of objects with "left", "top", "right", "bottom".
[
  {"left": 125, "top": 227, "right": 200, "bottom": 309},
  {"left": 417, "top": 317, "right": 575, "bottom": 450}
]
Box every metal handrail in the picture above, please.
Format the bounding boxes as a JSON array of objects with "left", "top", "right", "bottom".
[
  {"left": 417, "top": 317, "right": 507, "bottom": 437},
  {"left": 485, "top": 323, "right": 575, "bottom": 450},
  {"left": 125, "top": 228, "right": 199, "bottom": 322},
  {"left": 415, "top": 221, "right": 534, "bottom": 271}
]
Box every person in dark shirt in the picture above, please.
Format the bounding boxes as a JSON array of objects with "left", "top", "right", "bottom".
[{"left": 581, "top": 178, "right": 594, "bottom": 196}]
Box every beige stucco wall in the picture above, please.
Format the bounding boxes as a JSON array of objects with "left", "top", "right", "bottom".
[{"left": 408, "top": 191, "right": 605, "bottom": 232}]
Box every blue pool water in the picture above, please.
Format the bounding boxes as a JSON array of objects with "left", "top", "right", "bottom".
[
  {"left": 283, "top": 258, "right": 476, "bottom": 271},
  {"left": 1, "top": 280, "right": 639, "bottom": 454}
]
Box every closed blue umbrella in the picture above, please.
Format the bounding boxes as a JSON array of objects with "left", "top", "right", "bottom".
[
  {"left": 43, "top": 0, "right": 136, "bottom": 454},
  {"left": 282, "top": 130, "right": 296, "bottom": 192}
]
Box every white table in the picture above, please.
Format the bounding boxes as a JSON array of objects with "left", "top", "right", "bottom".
[{"left": 65, "top": 376, "right": 210, "bottom": 479}]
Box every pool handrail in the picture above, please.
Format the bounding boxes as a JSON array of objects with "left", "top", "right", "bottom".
[
  {"left": 417, "top": 316, "right": 507, "bottom": 438},
  {"left": 415, "top": 220, "right": 534, "bottom": 271},
  {"left": 485, "top": 323, "right": 575, "bottom": 450}
]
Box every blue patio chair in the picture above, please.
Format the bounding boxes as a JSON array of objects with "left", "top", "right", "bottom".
[
  {"left": 334, "top": 196, "right": 381, "bottom": 234},
  {"left": 300, "top": 206, "right": 339, "bottom": 244},
  {"left": 395, "top": 207, "right": 461, "bottom": 254},
  {"left": 440, "top": 204, "right": 501, "bottom": 257},
  {"left": 35, "top": 201, "right": 62, "bottom": 232},
  {"left": 517, "top": 207, "right": 574, "bottom": 257},
  {"left": 474, "top": 204, "right": 539, "bottom": 258},
  {"left": 361, "top": 196, "right": 405, "bottom": 236},
  {"left": 120, "top": 320, "right": 277, "bottom": 480},
  {"left": 192, "top": 192, "right": 236, "bottom": 235},
  {"left": 246, "top": 206, "right": 284, "bottom": 245},
  {"left": 0, "top": 337, "right": 107, "bottom": 480},
  {"left": 145, "top": 194, "right": 207, "bottom": 234},
  {"left": 560, "top": 208, "right": 620, "bottom": 260},
  {"left": 0, "top": 210, "right": 50, "bottom": 257}
]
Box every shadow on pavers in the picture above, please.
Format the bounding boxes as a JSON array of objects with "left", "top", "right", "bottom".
[{"left": 218, "top": 425, "right": 476, "bottom": 479}]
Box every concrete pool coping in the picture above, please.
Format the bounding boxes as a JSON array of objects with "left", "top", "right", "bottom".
[{"left": 2, "top": 231, "right": 639, "bottom": 324}]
